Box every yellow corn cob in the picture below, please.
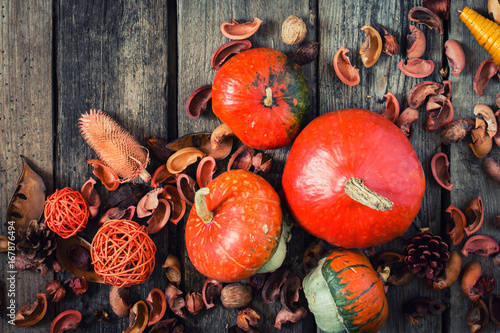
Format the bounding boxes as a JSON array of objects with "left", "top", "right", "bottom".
[{"left": 460, "top": 6, "right": 500, "bottom": 65}]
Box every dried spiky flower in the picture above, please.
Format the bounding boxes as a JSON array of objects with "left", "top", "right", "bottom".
[{"left": 79, "top": 109, "right": 151, "bottom": 182}]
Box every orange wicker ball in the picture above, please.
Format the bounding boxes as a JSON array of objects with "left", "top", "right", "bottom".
[
  {"left": 44, "top": 187, "right": 90, "bottom": 238},
  {"left": 90, "top": 220, "right": 156, "bottom": 287}
]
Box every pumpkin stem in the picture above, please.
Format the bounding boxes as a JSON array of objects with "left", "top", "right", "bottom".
[
  {"left": 195, "top": 187, "right": 214, "bottom": 225},
  {"left": 344, "top": 177, "right": 394, "bottom": 211},
  {"left": 263, "top": 86, "right": 273, "bottom": 107}
]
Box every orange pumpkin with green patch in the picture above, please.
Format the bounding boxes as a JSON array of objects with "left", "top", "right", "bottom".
[{"left": 303, "top": 248, "right": 388, "bottom": 333}]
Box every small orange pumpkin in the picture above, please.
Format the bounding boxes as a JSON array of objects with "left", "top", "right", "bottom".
[{"left": 303, "top": 248, "right": 388, "bottom": 333}]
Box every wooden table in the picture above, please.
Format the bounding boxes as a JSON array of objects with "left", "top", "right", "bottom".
[{"left": 2, "top": 0, "right": 500, "bottom": 332}]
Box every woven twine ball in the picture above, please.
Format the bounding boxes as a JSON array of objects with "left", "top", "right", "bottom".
[
  {"left": 44, "top": 187, "right": 90, "bottom": 238},
  {"left": 90, "top": 220, "right": 156, "bottom": 287}
]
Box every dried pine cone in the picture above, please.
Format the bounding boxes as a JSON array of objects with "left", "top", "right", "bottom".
[
  {"left": 402, "top": 230, "right": 450, "bottom": 280},
  {"left": 16, "top": 219, "right": 57, "bottom": 264}
]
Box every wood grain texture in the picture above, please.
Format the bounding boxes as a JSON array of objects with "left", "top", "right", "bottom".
[
  {"left": 447, "top": 2, "right": 500, "bottom": 333},
  {"left": 316, "top": 0, "right": 444, "bottom": 332},
  {"left": 56, "top": 1, "right": 169, "bottom": 332},
  {"left": 0, "top": 0, "right": 54, "bottom": 331},
  {"left": 177, "top": 1, "right": 317, "bottom": 332}
]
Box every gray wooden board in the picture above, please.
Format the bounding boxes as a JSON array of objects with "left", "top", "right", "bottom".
[
  {"left": 448, "top": 1, "right": 500, "bottom": 333},
  {"left": 0, "top": 0, "right": 54, "bottom": 332}
]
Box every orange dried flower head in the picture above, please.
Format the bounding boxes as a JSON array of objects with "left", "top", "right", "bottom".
[{"left": 79, "top": 109, "right": 151, "bottom": 182}]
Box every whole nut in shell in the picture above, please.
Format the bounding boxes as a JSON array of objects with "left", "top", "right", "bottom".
[
  {"left": 220, "top": 283, "right": 252, "bottom": 309},
  {"left": 281, "top": 15, "right": 307, "bottom": 45}
]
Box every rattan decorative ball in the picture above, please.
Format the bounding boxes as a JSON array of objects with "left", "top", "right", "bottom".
[
  {"left": 44, "top": 187, "right": 90, "bottom": 238},
  {"left": 90, "top": 220, "right": 156, "bottom": 287}
]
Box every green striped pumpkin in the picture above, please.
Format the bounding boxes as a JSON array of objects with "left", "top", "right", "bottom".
[{"left": 303, "top": 248, "right": 388, "bottom": 333}]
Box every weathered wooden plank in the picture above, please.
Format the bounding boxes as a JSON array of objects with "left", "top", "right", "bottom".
[
  {"left": 317, "top": 0, "right": 444, "bottom": 332},
  {"left": 0, "top": 0, "right": 54, "bottom": 331},
  {"left": 56, "top": 1, "right": 169, "bottom": 332},
  {"left": 177, "top": 0, "right": 318, "bottom": 332},
  {"left": 447, "top": 2, "right": 500, "bottom": 333}
]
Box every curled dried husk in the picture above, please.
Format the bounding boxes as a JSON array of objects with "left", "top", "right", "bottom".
[
  {"left": 228, "top": 145, "right": 255, "bottom": 171},
  {"left": 462, "top": 261, "right": 483, "bottom": 301},
  {"left": 431, "top": 153, "right": 453, "bottom": 191},
  {"left": 380, "top": 92, "right": 400, "bottom": 123},
  {"left": 57, "top": 235, "right": 104, "bottom": 283},
  {"left": 196, "top": 156, "right": 217, "bottom": 188},
  {"left": 166, "top": 147, "right": 205, "bottom": 174},
  {"left": 483, "top": 157, "right": 500, "bottom": 182},
  {"left": 445, "top": 205, "right": 465, "bottom": 244},
  {"left": 289, "top": 41, "right": 320, "bottom": 65},
  {"left": 398, "top": 58, "right": 435, "bottom": 78},
  {"left": 407, "top": 81, "right": 440, "bottom": 109},
  {"left": 7, "top": 156, "right": 46, "bottom": 241},
  {"left": 396, "top": 107, "right": 419, "bottom": 139},
  {"left": 202, "top": 278, "right": 223, "bottom": 309},
  {"left": 163, "top": 254, "right": 182, "bottom": 287},
  {"left": 237, "top": 308, "right": 260, "bottom": 331},
  {"left": 404, "top": 298, "right": 447, "bottom": 325},
  {"left": 146, "top": 288, "right": 167, "bottom": 326},
  {"left": 185, "top": 292, "right": 204, "bottom": 315},
  {"left": 333, "top": 46, "right": 360, "bottom": 86},
  {"left": 137, "top": 188, "right": 163, "bottom": 218},
  {"left": 80, "top": 178, "right": 100, "bottom": 218},
  {"left": 280, "top": 273, "right": 302, "bottom": 312},
  {"left": 151, "top": 164, "right": 176, "bottom": 188},
  {"left": 69, "top": 276, "right": 88, "bottom": 295},
  {"left": 124, "top": 301, "right": 149, "bottom": 333},
  {"left": 407, "top": 25, "right": 426, "bottom": 59},
  {"left": 249, "top": 273, "right": 267, "bottom": 295},
  {"left": 165, "top": 283, "right": 186, "bottom": 318},
  {"left": 211, "top": 40, "right": 252, "bottom": 70},
  {"left": 159, "top": 132, "right": 233, "bottom": 161},
  {"left": 462, "top": 235, "right": 500, "bottom": 257},
  {"left": 88, "top": 159, "right": 120, "bottom": 191},
  {"left": 186, "top": 85, "right": 212, "bottom": 120},
  {"left": 428, "top": 250, "right": 462, "bottom": 290},
  {"left": 464, "top": 197, "right": 484, "bottom": 236},
  {"left": 274, "top": 306, "right": 307, "bottom": 329},
  {"left": 46, "top": 280, "right": 66, "bottom": 302},
  {"left": 176, "top": 173, "right": 197, "bottom": 206},
  {"left": 360, "top": 24, "right": 382, "bottom": 68},
  {"left": 221, "top": 17, "right": 262, "bottom": 40},
  {"left": 467, "top": 299, "right": 489, "bottom": 333},
  {"left": 110, "top": 285, "right": 132, "bottom": 318},
  {"left": 50, "top": 310, "right": 82, "bottom": 333},
  {"left": 408, "top": 6, "right": 443, "bottom": 33},
  {"left": 146, "top": 137, "right": 173, "bottom": 164},
  {"left": 372, "top": 22, "right": 400, "bottom": 56},
  {"left": 162, "top": 185, "right": 186, "bottom": 225},
  {"left": 474, "top": 104, "right": 498, "bottom": 138},
  {"left": 445, "top": 40, "right": 466, "bottom": 76},
  {"left": 262, "top": 267, "right": 292, "bottom": 304},
  {"left": 441, "top": 118, "right": 475, "bottom": 145},
  {"left": 470, "top": 119, "right": 493, "bottom": 158},
  {"left": 426, "top": 98, "right": 454, "bottom": 131},
  {"left": 146, "top": 199, "right": 171, "bottom": 234},
  {"left": 14, "top": 293, "right": 47, "bottom": 327},
  {"left": 252, "top": 153, "right": 273, "bottom": 173},
  {"left": 490, "top": 294, "right": 500, "bottom": 327},
  {"left": 423, "top": 0, "right": 450, "bottom": 20},
  {"left": 99, "top": 206, "right": 135, "bottom": 225},
  {"left": 474, "top": 58, "right": 500, "bottom": 98},
  {"left": 211, "top": 123, "right": 235, "bottom": 151}
]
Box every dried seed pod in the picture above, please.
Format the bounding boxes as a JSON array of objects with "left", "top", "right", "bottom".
[
  {"left": 123, "top": 301, "right": 149, "bottom": 333},
  {"left": 462, "top": 262, "right": 496, "bottom": 302},
  {"left": 237, "top": 308, "right": 260, "bottom": 331},
  {"left": 445, "top": 40, "right": 466, "bottom": 76},
  {"left": 146, "top": 288, "right": 167, "bottom": 326},
  {"left": 372, "top": 22, "right": 400, "bottom": 56},
  {"left": 110, "top": 286, "right": 131, "bottom": 318},
  {"left": 428, "top": 250, "right": 462, "bottom": 290},
  {"left": 220, "top": 283, "right": 252, "bottom": 309},
  {"left": 380, "top": 92, "right": 400, "bottom": 123},
  {"left": 396, "top": 108, "right": 419, "bottom": 139},
  {"left": 87, "top": 159, "right": 120, "bottom": 191},
  {"left": 464, "top": 197, "right": 484, "bottom": 236},
  {"left": 474, "top": 104, "right": 498, "bottom": 138},
  {"left": 14, "top": 293, "right": 47, "bottom": 327},
  {"left": 360, "top": 24, "right": 382, "bottom": 68},
  {"left": 166, "top": 147, "right": 205, "bottom": 174},
  {"left": 79, "top": 110, "right": 150, "bottom": 182},
  {"left": 431, "top": 152, "right": 453, "bottom": 191},
  {"left": 445, "top": 205, "right": 465, "bottom": 245},
  {"left": 252, "top": 153, "right": 273, "bottom": 173},
  {"left": 275, "top": 306, "right": 307, "bottom": 329},
  {"left": 467, "top": 299, "right": 489, "bottom": 333},
  {"left": 56, "top": 236, "right": 104, "bottom": 283},
  {"left": 228, "top": 145, "right": 255, "bottom": 171},
  {"left": 137, "top": 188, "right": 162, "bottom": 218},
  {"left": 423, "top": 0, "right": 450, "bottom": 20},
  {"left": 262, "top": 267, "right": 292, "bottom": 304},
  {"left": 409, "top": 6, "right": 443, "bottom": 34},
  {"left": 176, "top": 173, "right": 197, "bottom": 206},
  {"left": 196, "top": 156, "right": 217, "bottom": 188},
  {"left": 398, "top": 58, "right": 435, "bottom": 78},
  {"left": 186, "top": 85, "right": 212, "bottom": 120},
  {"left": 280, "top": 273, "right": 302, "bottom": 312},
  {"left": 69, "top": 276, "right": 88, "bottom": 295},
  {"left": 146, "top": 199, "right": 171, "bottom": 234},
  {"left": 46, "top": 280, "right": 66, "bottom": 302},
  {"left": 151, "top": 164, "right": 175, "bottom": 188},
  {"left": 441, "top": 118, "right": 475, "bottom": 144},
  {"left": 162, "top": 185, "right": 186, "bottom": 225},
  {"left": 281, "top": 15, "right": 307, "bottom": 45},
  {"left": 474, "top": 58, "right": 500, "bottom": 98},
  {"left": 221, "top": 17, "right": 262, "bottom": 40},
  {"left": 462, "top": 235, "right": 500, "bottom": 257},
  {"left": 407, "top": 81, "right": 440, "bottom": 109},
  {"left": 201, "top": 278, "right": 223, "bottom": 309},
  {"left": 211, "top": 123, "right": 235, "bottom": 151},
  {"left": 50, "top": 310, "right": 82, "bottom": 333},
  {"left": 211, "top": 40, "right": 252, "bottom": 70},
  {"left": 165, "top": 284, "right": 186, "bottom": 319},
  {"left": 426, "top": 98, "right": 454, "bottom": 131},
  {"left": 407, "top": 25, "right": 426, "bottom": 59},
  {"left": 333, "top": 46, "right": 360, "bottom": 86},
  {"left": 185, "top": 292, "right": 204, "bottom": 315},
  {"left": 483, "top": 157, "right": 500, "bottom": 182},
  {"left": 404, "top": 298, "right": 447, "bottom": 325},
  {"left": 469, "top": 119, "right": 493, "bottom": 158},
  {"left": 163, "top": 254, "right": 181, "bottom": 287},
  {"left": 80, "top": 178, "right": 100, "bottom": 218},
  {"left": 289, "top": 41, "right": 320, "bottom": 65}
]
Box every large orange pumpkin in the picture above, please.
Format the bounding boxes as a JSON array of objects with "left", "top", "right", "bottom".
[{"left": 303, "top": 248, "right": 388, "bottom": 333}]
